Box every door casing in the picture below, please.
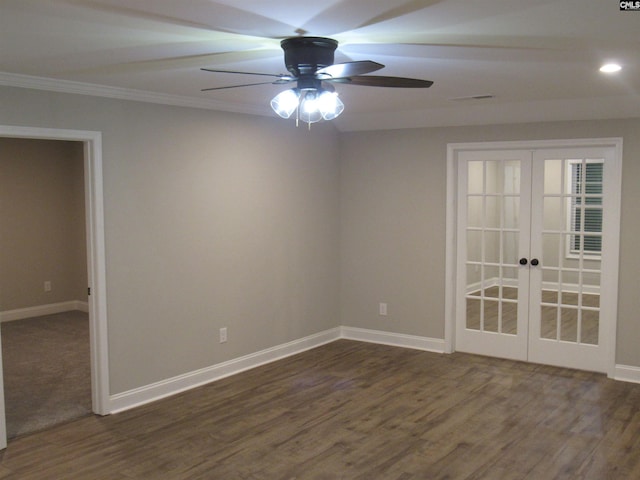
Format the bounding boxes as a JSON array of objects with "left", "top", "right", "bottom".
[{"left": 0, "top": 125, "right": 110, "bottom": 450}]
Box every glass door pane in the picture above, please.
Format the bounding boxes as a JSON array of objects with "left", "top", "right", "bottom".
[
  {"left": 528, "top": 146, "right": 613, "bottom": 374},
  {"left": 536, "top": 158, "right": 602, "bottom": 346},
  {"left": 456, "top": 150, "right": 530, "bottom": 362},
  {"left": 465, "top": 161, "right": 520, "bottom": 335}
]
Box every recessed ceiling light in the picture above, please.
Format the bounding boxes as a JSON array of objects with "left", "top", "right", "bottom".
[{"left": 600, "top": 63, "right": 622, "bottom": 73}]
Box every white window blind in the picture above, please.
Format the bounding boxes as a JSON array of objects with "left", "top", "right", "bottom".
[{"left": 569, "top": 160, "right": 603, "bottom": 255}]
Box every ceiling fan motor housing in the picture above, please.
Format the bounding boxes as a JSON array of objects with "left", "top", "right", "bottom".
[{"left": 281, "top": 37, "right": 338, "bottom": 80}]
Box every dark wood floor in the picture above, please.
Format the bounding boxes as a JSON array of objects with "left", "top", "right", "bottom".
[{"left": 1, "top": 340, "right": 639, "bottom": 479}]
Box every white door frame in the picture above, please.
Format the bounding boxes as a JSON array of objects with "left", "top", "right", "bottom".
[
  {"left": 445, "top": 138, "right": 622, "bottom": 378},
  {"left": 0, "top": 125, "right": 110, "bottom": 449}
]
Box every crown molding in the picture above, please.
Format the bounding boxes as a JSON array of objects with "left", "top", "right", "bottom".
[
  {"left": 0, "top": 71, "right": 271, "bottom": 118},
  {"left": 335, "top": 95, "right": 640, "bottom": 132},
  {"left": 4, "top": 72, "right": 639, "bottom": 133}
]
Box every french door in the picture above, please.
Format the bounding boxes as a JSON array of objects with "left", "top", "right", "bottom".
[{"left": 455, "top": 143, "right": 620, "bottom": 373}]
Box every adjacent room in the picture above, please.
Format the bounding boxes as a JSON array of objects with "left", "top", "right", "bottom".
[
  {"left": 0, "top": 138, "right": 91, "bottom": 438},
  {"left": 0, "top": 1, "right": 639, "bottom": 478}
]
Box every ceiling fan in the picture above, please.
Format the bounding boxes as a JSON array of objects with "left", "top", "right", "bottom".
[{"left": 201, "top": 36, "right": 434, "bottom": 126}]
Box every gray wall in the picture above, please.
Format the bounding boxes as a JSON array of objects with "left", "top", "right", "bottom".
[
  {"left": 0, "top": 138, "right": 87, "bottom": 311},
  {"left": 339, "top": 119, "right": 640, "bottom": 367},
  {"left": 0, "top": 86, "right": 340, "bottom": 394},
  {"left": 1, "top": 85, "right": 638, "bottom": 397}
]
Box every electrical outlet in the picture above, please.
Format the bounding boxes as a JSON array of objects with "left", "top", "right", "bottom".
[
  {"left": 44, "top": 281, "right": 52, "bottom": 292},
  {"left": 379, "top": 303, "right": 388, "bottom": 316},
  {"left": 219, "top": 327, "right": 228, "bottom": 343}
]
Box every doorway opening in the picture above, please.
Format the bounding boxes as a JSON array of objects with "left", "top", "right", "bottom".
[
  {"left": 0, "top": 138, "right": 89, "bottom": 438},
  {"left": 0, "top": 126, "right": 109, "bottom": 449}
]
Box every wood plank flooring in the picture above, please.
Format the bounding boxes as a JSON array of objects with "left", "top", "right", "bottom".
[{"left": 1, "top": 340, "right": 639, "bottom": 479}]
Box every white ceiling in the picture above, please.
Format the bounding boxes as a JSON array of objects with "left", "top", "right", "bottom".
[{"left": 1, "top": 0, "right": 639, "bottom": 131}]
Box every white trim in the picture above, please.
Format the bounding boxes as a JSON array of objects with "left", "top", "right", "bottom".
[
  {"left": 465, "top": 276, "right": 513, "bottom": 294},
  {"left": 0, "top": 301, "right": 88, "bottom": 322},
  {"left": 81, "top": 131, "right": 111, "bottom": 416},
  {"left": 0, "top": 125, "right": 110, "bottom": 420},
  {"left": 466, "top": 277, "right": 600, "bottom": 296},
  {"left": 75, "top": 301, "right": 89, "bottom": 313},
  {"left": 109, "top": 326, "right": 446, "bottom": 414},
  {"left": 340, "top": 326, "right": 446, "bottom": 353},
  {"left": 465, "top": 279, "right": 485, "bottom": 295},
  {"left": 613, "top": 364, "right": 640, "bottom": 384},
  {"left": 0, "top": 71, "right": 269, "bottom": 118},
  {"left": 446, "top": 138, "right": 622, "bottom": 378},
  {"left": 106, "top": 324, "right": 640, "bottom": 416},
  {"left": 3, "top": 73, "right": 640, "bottom": 133},
  {"left": 601, "top": 140, "right": 623, "bottom": 379},
  {"left": 444, "top": 144, "right": 457, "bottom": 354},
  {"left": 541, "top": 282, "right": 600, "bottom": 296},
  {"left": 447, "top": 138, "right": 625, "bottom": 153},
  {"left": 109, "top": 328, "right": 342, "bottom": 414}
]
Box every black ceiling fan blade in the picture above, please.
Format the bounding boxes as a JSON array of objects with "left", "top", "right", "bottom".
[
  {"left": 316, "top": 61, "right": 384, "bottom": 79},
  {"left": 201, "top": 79, "right": 294, "bottom": 91},
  {"left": 333, "top": 75, "right": 434, "bottom": 88},
  {"left": 201, "top": 68, "right": 294, "bottom": 81}
]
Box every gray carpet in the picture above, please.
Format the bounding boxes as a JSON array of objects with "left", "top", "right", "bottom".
[{"left": 1, "top": 310, "right": 92, "bottom": 439}]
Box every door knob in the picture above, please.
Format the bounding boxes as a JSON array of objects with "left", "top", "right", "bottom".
[
  {"left": 519, "top": 258, "right": 528, "bottom": 265},
  {"left": 530, "top": 258, "right": 539, "bottom": 266}
]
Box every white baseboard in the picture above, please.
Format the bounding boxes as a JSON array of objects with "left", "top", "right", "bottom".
[
  {"left": 0, "top": 300, "right": 89, "bottom": 322},
  {"left": 109, "top": 327, "right": 342, "bottom": 414},
  {"left": 108, "top": 324, "right": 640, "bottom": 416},
  {"left": 467, "top": 277, "right": 600, "bottom": 296},
  {"left": 613, "top": 364, "right": 640, "bottom": 384},
  {"left": 109, "top": 326, "right": 447, "bottom": 414},
  {"left": 340, "top": 326, "right": 446, "bottom": 353}
]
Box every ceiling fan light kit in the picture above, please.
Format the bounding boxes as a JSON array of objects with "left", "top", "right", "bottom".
[
  {"left": 599, "top": 63, "right": 622, "bottom": 73},
  {"left": 202, "top": 36, "right": 433, "bottom": 128},
  {"left": 270, "top": 89, "right": 300, "bottom": 119},
  {"left": 274, "top": 89, "right": 344, "bottom": 129},
  {"left": 271, "top": 87, "right": 345, "bottom": 127}
]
